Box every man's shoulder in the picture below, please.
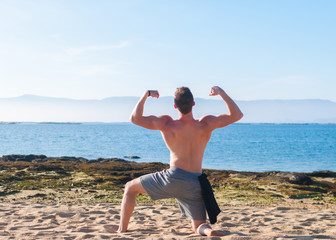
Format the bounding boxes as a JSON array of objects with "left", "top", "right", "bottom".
[
  {"left": 157, "top": 115, "right": 174, "bottom": 121},
  {"left": 156, "top": 115, "right": 175, "bottom": 127},
  {"left": 154, "top": 115, "right": 176, "bottom": 131},
  {"left": 198, "top": 115, "right": 216, "bottom": 124},
  {"left": 197, "top": 115, "right": 220, "bottom": 131}
]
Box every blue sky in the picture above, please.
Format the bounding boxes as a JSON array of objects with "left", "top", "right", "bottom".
[{"left": 0, "top": 0, "right": 335, "bottom": 101}]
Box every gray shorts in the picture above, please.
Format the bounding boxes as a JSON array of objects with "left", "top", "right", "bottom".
[{"left": 140, "top": 166, "right": 206, "bottom": 221}]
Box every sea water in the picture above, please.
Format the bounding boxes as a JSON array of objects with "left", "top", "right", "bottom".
[{"left": 0, "top": 123, "right": 335, "bottom": 172}]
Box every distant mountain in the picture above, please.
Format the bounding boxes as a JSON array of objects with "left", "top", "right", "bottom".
[
  {"left": 0, "top": 95, "right": 335, "bottom": 123},
  {"left": 236, "top": 99, "right": 336, "bottom": 123}
]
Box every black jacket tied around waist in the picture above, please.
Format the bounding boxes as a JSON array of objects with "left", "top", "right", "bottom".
[{"left": 198, "top": 173, "right": 221, "bottom": 224}]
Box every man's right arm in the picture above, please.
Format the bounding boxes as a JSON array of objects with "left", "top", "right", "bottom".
[
  {"left": 201, "top": 86, "right": 243, "bottom": 130},
  {"left": 130, "top": 90, "right": 171, "bottom": 130}
]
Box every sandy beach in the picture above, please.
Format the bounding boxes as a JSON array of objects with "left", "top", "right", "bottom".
[
  {"left": 0, "top": 201, "right": 335, "bottom": 240},
  {"left": 1, "top": 155, "right": 335, "bottom": 239}
]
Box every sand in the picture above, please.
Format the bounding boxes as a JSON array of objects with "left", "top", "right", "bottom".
[{"left": 0, "top": 202, "right": 335, "bottom": 240}]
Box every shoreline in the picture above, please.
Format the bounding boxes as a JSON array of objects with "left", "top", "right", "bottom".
[
  {"left": 1, "top": 123, "right": 335, "bottom": 173},
  {"left": 1, "top": 154, "right": 335, "bottom": 206},
  {"left": 1, "top": 122, "right": 336, "bottom": 127}
]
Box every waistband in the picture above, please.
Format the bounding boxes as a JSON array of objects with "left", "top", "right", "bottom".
[{"left": 169, "top": 166, "right": 202, "bottom": 177}]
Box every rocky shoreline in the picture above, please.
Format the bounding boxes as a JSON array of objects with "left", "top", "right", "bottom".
[{"left": 0, "top": 154, "right": 335, "bottom": 207}]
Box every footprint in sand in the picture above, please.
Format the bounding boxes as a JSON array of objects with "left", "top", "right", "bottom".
[
  {"left": 82, "top": 234, "right": 95, "bottom": 239},
  {"left": 239, "top": 217, "right": 250, "bottom": 222},
  {"left": 88, "top": 210, "right": 105, "bottom": 215},
  {"left": 0, "top": 231, "right": 10, "bottom": 237},
  {"left": 300, "top": 221, "right": 312, "bottom": 227},
  {"left": 108, "top": 209, "right": 118, "bottom": 214},
  {"left": 276, "top": 207, "right": 291, "bottom": 211},
  {"left": 42, "top": 214, "right": 56, "bottom": 220},
  {"left": 111, "top": 238, "right": 133, "bottom": 240},
  {"left": 30, "top": 225, "right": 58, "bottom": 231},
  {"left": 35, "top": 230, "right": 62, "bottom": 237},
  {"left": 9, "top": 226, "right": 23, "bottom": 231},
  {"left": 263, "top": 217, "right": 274, "bottom": 222},
  {"left": 23, "top": 215, "right": 36, "bottom": 221},
  {"left": 0, "top": 222, "right": 8, "bottom": 229},
  {"left": 80, "top": 213, "right": 90, "bottom": 218},
  {"left": 319, "top": 214, "right": 333, "bottom": 220},
  {"left": 248, "top": 229, "right": 261, "bottom": 233},
  {"left": 134, "top": 216, "right": 145, "bottom": 221},
  {"left": 103, "top": 224, "right": 119, "bottom": 233},
  {"left": 78, "top": 227, "right": 95, "bottom": 233},
  {"left": 57, "top": 212, "right": 76, "bottom": 218},
  {"left": 99, "top": 235, "right": 113, "bottom": 239},
  {"left": 96, "top": 219, "right": 107, "bottom": 224}
]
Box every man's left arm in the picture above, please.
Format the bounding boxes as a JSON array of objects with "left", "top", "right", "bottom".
[{"left": 130, "top": 90, "right": 171, "bottom": 130}]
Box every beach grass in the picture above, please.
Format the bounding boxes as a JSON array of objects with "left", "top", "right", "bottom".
[{"left": 0, "top": 155, "right": 335, "bottom": 208}]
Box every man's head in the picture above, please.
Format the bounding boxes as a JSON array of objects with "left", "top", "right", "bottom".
[{"left": 174, "top": 87, "right": 194, "bottom": 114}]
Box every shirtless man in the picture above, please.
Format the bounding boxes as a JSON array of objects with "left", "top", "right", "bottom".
[{"left": 117, "top": 86, "right": 243, "bottom": 236}]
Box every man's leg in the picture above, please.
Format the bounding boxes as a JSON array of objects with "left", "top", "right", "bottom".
[
  {"left": 117, "top": 178, "right": 147, "bottom": 233},
  {"left": 192, "top": 220, "right": 226, "bottom": 236},
  {"left": 192, "top": 219, "right": 206, "bottom": 233}
]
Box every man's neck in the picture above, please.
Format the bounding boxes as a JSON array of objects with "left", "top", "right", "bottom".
[{"left": 178, "top": 111, "right": 194, "bottom": 121}]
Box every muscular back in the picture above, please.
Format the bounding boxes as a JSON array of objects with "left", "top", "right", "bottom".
[
  {"left": 161, "top": 117, "right": 212, "bottom": 173},
  {"left": 130, "top": 87, "right": 243, "bottom": 173}
]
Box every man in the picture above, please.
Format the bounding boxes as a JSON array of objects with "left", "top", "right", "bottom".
[{"left": 117, "top": 86, "right": 243, "bottom": 236}]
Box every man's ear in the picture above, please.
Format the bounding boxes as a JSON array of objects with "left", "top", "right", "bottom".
[
  {"left": 174, "top": 104, "right": 177, "bottom": 109},
  {"left": 193, "top": 101, "right": 195, "bottom": 106}
]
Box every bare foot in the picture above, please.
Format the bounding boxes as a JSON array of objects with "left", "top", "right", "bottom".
[
  {"left": 209, "top": 229, "right": 226, "bottom": 236},
  {"left": 116, "top": 227, "right": 126, "bottom": 233},
  {"left": 197, "top": 223, "right": 227, "bottom": 236}
]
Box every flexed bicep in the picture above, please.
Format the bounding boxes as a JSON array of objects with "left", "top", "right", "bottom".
[
  {"left": 201, "top": 114, "right": 236, "bottom": 131},
  {"left": 201, "top": 86, "right": 243, "bottom": 130},
  {"left": 133, "top": 115, "right": 172, "bottom": 130}
]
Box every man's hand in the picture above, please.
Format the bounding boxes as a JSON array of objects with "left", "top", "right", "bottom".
[
  {"left": 209, "top": 86, "right": 224, "bottom": 96},
  {"left": 148, "top": 90, "right": 159, "bottom": 98}
]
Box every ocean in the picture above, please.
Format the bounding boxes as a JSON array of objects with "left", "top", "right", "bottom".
[{"left": 0, "top": 123, "right": 335, "bottom": 172}]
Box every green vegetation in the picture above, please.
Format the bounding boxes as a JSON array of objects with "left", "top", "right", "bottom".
[{"left": 0, "top": 155, "right": 335, "bottom": 206}]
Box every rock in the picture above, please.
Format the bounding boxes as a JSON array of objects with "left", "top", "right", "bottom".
[
  {"left": 94, "top": 158, "right": 127, "bottom": 163},
  {"left": 28, "top": 164, "right": 65, "bottom": 172},
  {"left": 124, "top": 156, "right": 141, "bottom": 159},
  {"left": 288, "top": 174, "right": 313, "bottom": 185},
  {"left": 274, "top": 172, "right": 313, "bottom": 185},
  {"left": 309, "top": 171, "right": 336, "bottom": 178},
  {"left": 44, "top": 156, "right": 88, "bottom": 163},
  {"left": 0, "top": 154, "right": 47, "bottom": 162}
]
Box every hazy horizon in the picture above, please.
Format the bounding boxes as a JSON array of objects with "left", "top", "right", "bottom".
[
  {"left": 1, "top": 94, "right": 336, "bottom": 123},
  {"left": 1, "top": 93, "right": 336, "bottom": 103}
]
